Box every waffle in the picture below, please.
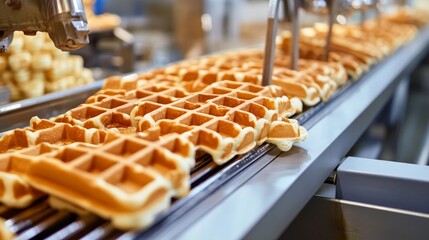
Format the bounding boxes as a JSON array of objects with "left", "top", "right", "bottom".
[
  {"left": 0, "top": 117, "right": 110, "bottom": 207},
  {"left": 0, "top": 119, "right": 195, "bottom": 228},
  {"left": 0, "top": 117, "right": 105, "bottom": 154},
  {"left": 0, "top": 139, "right": 108, "bottom": 208},
  {"left": 23, "top": 131, "right": 194, "bottom": 230},
  {"left": 0, "top": 218, "right": 14, "bottom": 240},
  {"left": 0, "top": 143, "right": 54, "bottom": 207},
  {"left": 58, "top": 80, "right": 306, "bottom": 164},
  {"left": 55, "top": 84, "right": 189, "bottom": 134}
]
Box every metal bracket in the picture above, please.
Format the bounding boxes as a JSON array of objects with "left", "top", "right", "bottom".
[{"left": 337, "top": 157, "right": 429, "bottom": 214}]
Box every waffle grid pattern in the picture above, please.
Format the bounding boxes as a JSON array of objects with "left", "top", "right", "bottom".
[
  {"left": 0, "top": 81, "right": 307, "bottom": 230},
  {"left": 103, "top": 49, "right": 348, "bottom": 106},
  {"left": 55, "top": 81, "right": 306, "bottom": 164}
]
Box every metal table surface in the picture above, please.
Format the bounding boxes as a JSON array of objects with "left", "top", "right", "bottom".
[{"left": 136, "top": 26, "right": 429, "bottom": 240}]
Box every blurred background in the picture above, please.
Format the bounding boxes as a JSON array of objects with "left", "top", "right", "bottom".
[{"left": 76, "top": 0, "right": 428, "bottom": 79}]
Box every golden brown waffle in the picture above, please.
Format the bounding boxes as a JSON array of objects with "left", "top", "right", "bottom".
[
  {"left": 0, "top": 118, "right": 109, "bottom": 207},
  {"left": 55, "top": 84, "right": 189, "bottom": 134},
  {"left": 103, "top": 74, "right": 181, "bottom": 92},
  {"left": 0, "top": 217, "right": 14, "bottom": 240},
  {"left": 0, "top": 143, "right": 55, "bottom": 207},
  {"left": 0, "top": 117, "right": 105, "bottom": 154},
  {"left": 0, "top": 138, "right": 105, "bottom": 208},
  {"left": 0, "top": 130, "right": 193, "bottom": 230},
  {"left": 25, "top": 133, "right": 193, "bottom": 230}
]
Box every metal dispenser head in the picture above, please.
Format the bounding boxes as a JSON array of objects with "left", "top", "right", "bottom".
[{"left": 0, "top": 0, "right": 89, "bottom": 53}]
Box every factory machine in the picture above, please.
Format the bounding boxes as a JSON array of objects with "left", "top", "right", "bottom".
[
  {"left": 0, "top": 0, "right": 89, "bottom": 52},
  {"left": 0, "top": 0, "right": 428, "bottom": 239}
]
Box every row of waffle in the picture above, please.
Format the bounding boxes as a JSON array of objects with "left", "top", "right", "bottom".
[
  {"left": 0, "top": 80, "right": 307, "bottom": 230},
  {"left": 278, "top": 19, "right": 418, "bottom": 80},
  {"left": 381, "top": 7, "right": 429, "bottom": 28},
  {"left": 101, "top": 12, "right": 423, "bottom": 108},
  {"left": 104, "top": 49, "right": 347, "bottom": 107}
]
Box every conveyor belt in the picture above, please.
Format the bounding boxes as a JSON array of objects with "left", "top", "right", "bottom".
[
  {"left": 0, "top": 87, "right": 346, "bottom": 239},
  {"left": 0, "top": 79, "right": 355, "bottom": 239}
]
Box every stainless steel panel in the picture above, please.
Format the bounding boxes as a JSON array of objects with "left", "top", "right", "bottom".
[
  {"left": 283, "top": 196, "right": 429, "bottom": 240},
  {"left": 337, "top": 157, "right": 429, "bottom": 213}
]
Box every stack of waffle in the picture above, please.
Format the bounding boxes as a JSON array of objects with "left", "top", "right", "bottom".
[
  {"left": 0, "top": 80, "right": 307, "bottom": 230},
  {"left": 0, "top": 32, "right": 94, "bottom": 101},
  {"left": 381, "top": 7, "right": 429, "bottom": 28}
]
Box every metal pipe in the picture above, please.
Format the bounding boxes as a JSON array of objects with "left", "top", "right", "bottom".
[
  {"left": 360, "top": 8, "right": 367, "bottom": 27},
  {"left": 374, "top": 0, "right": 380, "bottom": 19},
  {"left": 261, "top": 0, "right": 281, "bottom": 86},
  {"left": 324, "top": 0, "right": 337, "bottom": 61},
  {"left": 289, "top": 0, "right": 300, "bottom": 70}
]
